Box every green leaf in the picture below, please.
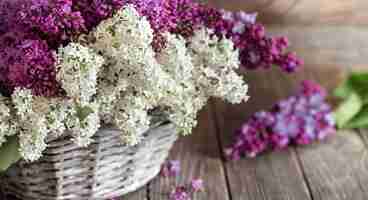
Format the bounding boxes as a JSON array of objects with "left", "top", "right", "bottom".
[
  {"left": 333, "top": 92, "right": 363, "bottom": 128},
  {"left": 76, "top": 105, "right": 94, "bottom": 122},
  {"left": 344, "top": 106, "right": 368, "bottom": 128},
  {"left": 349, "top": 72, "right": 368, "bottom": 103},
  {"left": 334, "top": 72, "right": 368, "bottom": 98},
  {"left": 334, "top": 78, "right": 353, "bottom": 99},
  {"left": 0, "top": 136, "right": 21, "bottom": 172}
]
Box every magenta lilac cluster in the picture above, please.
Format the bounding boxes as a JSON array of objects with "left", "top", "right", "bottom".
[
  {"left": 17, "top": 0, "right": 85, "bottom": 47},
  {"left": 0, "top": 0, "right": 120, "bottom": 96},
  {"left": 0, "top": 32, "right": 62, "bottom": 96},
  {"left": 226, "top": 80, "right": 336, "bottom": 160},
  {"left": 73, "top": 0, "right": 124, "bottom": 30}
]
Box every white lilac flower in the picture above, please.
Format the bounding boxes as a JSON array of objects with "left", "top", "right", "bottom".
[
  {"left": 56, "top": 43, "right": 104, "bottom": 105},
  {"left": 189, "top": 28, "right": 249, "bottom": 103},
  {"left": 93, "top": 5, "right": 153, "bottom": 57},
  {"left": 44, "top": 99, "right": 74, "bottom": 137},
  {"left": 66, "top": 102, "right": 101, "bottom": 147},
  {"left": 157, "top": 32, "right": 207, "bottom": 135},
  {"left": 12, "top": 88, "right": 33, "bottom": 119},
  {"left": 0, "top": 96, "right": 18, "bottom": 147},
  {"left": 114, "top": 95, "right": 152, "bottom": 145},
  {"left": 93, "top": 6, "right": 177, "bottom": 142},
  {"left": 12, "top": 88, "right": 48, "bottom": 161},
  {"left": 18, "top": 114, "right": 48, "bottom": 162},
  {"left": 157, "top": 33, "right": 194, "bottom": 83}
]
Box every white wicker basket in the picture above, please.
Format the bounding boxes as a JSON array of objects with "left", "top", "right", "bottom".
[{"left": 0, "top": 122, "right": 177, "bottom": 200}]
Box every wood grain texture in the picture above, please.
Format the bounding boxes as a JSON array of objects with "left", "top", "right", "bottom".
[
  {"left": 149, "top": 105, "right": 230, "bottom": 200},
  {"left": 355, "top": 129, "right": 368, "bottom": 196},
  {"left": 266, "top": 25, "right": 368, "bottom": 69},
  {"left": 212, "top": 70, "right": 313, "bottom": 200},
  {"left": 296, "top": 130, "right": 368, "bottom": 200},
  {"left": 121, "top": 187, "right": 148, "bottom": 200},
  {"left": 208, "top": 0, "right": 368, "bottom": 25},
  {"left": 281, "top": 61, "right": 368, "bottom": 200},
  {"left": 282, "top": 61, "right": 368, "bottom": 200}
]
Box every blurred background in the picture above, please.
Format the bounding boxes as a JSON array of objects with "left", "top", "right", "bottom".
[
  {"left": 206, "top": 0, "right": 368, "bottom": 72},
  {"left": 204, "top": 0, "right": 368, "bottom": 123}
]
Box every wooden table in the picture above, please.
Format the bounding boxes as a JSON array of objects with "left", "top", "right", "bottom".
[{"left": 124, "top": 0, "right": 368, "bottom": 199}]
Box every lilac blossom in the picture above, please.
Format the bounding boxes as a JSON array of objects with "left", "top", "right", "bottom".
[
  {"left": 127, "top": 0, "right": 302, "bottom": 72},
  {"left": 17, "top": 0, "right": 86, "bottom": 47},
  {"left": 190, "top": 179, "right": 204, "bottom": 192},
  {"left": 0, "top": 33, "right": 62, "bottom": 96},
  {"left": 72, "top": 0, "right": 124, "bottom": 30},
  {"left": 170, "top": 186, "right": 190, "bottom": 200},
  {"left": 226, "top": 80, "right": 336, "bottom": 159},
  {"left": 160, "top": 160, "right": 181, "bottom": 177}
]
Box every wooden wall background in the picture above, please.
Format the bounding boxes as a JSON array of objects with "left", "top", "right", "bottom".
[
  {"left": 208, "top": 0, "right": 368, "bottom": 25},
  {"left": 207, "top": 0, "right": 368, "bottom": 75}
]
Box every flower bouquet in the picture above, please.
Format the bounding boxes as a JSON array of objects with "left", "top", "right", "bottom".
[{"left": 0, "top": 0, "right": 301, "bottom": 199}]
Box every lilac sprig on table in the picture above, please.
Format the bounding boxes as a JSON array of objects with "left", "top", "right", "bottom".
[
  {"left": 160, "top": 160, "right": 204, "bottom": 200},
  {"left": 226, "top": 80, "right": 336, "bottom": 160},
  {"left": 169, "top": 178, "right": 204, "bottom": 200}
]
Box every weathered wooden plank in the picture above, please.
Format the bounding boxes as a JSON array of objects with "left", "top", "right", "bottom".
[
  {"left": 121, "top": 187, "right": 148, "bottom": 200},
  {"left": 279, "top": 61, "right": 368, "bottom": 200},
  {"left": 212, "top": 70, "right": 313, "bottom": 200},
  {"left": 149, "top": 105, "right": 230, "bottom": 200},
  {"left": 357, "top": 130, "right": 368, "bottom": 147},
  {"left": 266, "top": 25, "right": 368, "bottom": 69},
  {"left": 355, "top": 129, "right": 368, "bottom": 196},
  {"left": 209, "top": 0, "right": 368, "bottom": 25},
  {"left": 296, "top": 130, "right": 368, "bottom": 200}
]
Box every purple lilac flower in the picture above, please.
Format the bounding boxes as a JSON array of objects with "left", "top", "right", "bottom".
[
  {"left": 160, "top": 160, "right": 181, "bottom": 177},
  {"left": 17, "top": 0, "right": 86, "bottom": 47},
  {"left": 190, "top": 179, "right": 204, "bottom": 192},
  {"left": 0, "top": 32, "right": 62, "bottom": 97},
  {"left": 0, "top": 0, "right": 21, "bottom": 36},
  {"left": 176, "top": 0, "right": 302, "bottom": 72},
  {"left": 162, "top": 160, "right": 204, "bottom": 199},
  {"left": 169, "top": 186, "right": 190, "bottom": 200},
  {"left": 169, "top": 179, "right": 205, "bottom": 200},
  {"left": 226, "top": 80, "right": 336, "bottom": 160},
  {"left": 72, "top": 0, "right": 124, "bottom": 30}
]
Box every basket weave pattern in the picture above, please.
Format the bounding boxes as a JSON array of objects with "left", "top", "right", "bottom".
[{"left": 1, "top": 123, "right": 177, "bottom": 200}]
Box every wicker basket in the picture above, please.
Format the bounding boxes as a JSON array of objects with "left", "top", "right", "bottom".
[{"left": 0, "top": 122, "right": 177, "bottom": 200}]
